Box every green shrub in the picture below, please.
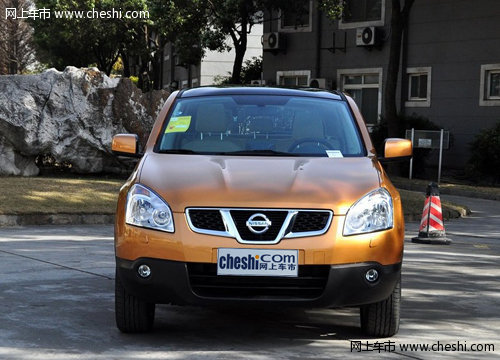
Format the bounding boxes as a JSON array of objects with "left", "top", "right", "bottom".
[
  {"left": 213, "top": 56, "right": 263, "bottom": 85},
  {"left": 213, "top": 73, "right": 232, "bottom": 85},
  {"left": 129, "top": 76, "right": 139, "bottom": 86},
  {"left": 467, "top": 122, "right": 500, "bottom": 184},
  {"left": 240, "top": 56, "right": 263, "bottom": 84}
]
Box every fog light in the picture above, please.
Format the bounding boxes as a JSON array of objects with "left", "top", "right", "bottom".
[
  {"left": 365, "top": 269, "right": 379, "bottom": 283},
  {"left": 137, "top": 264, "right": 151, "bottom": 278}
]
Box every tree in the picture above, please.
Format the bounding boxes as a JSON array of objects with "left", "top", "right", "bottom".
[
  {"left": 30, "top": 0, "right": 206, "bottom": 86},
  {"left": 32, "top": 0, "right": 100, "bottom": 71},
  {"left": 0, "top": 0, "right": 36, "bottom": 74},
  {"left": 240, "top": 55, "right": 262, "bottom": 83},
  {"left": 31, "top": 0, "right": 150, "bottom": 75},
  {"left": 147, "top": 0, "right": 208, "bottom": 88},
  {"left": 201, "top": 0, "right": 309, "bottom": 84},
  {"left": 203, "top": 0, "right": 259, "bottom": 84}
]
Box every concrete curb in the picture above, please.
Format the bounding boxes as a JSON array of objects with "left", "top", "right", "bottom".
[
  {"left": 394, "top": 181, "right": 500, "bottom": 201},
  {"left": 404, "top": 204, "right": 469, "bottom": 223},
  {"left": 0, "top": 214, "right": 115, "bottom": 227}
]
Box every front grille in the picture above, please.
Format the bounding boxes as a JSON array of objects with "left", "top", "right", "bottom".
[
  {"left": 188, "top": 263, "right": 329, "bottom": 299},
  {"left": 292, "top": 211, "right": 330, "bottom": 233},
  {"left": 230, "top": 210, "right": 288, "bottom": 241},
  {"left": 188, "top": 209, "right": 225, "bottom": 231},
  {"left": 186, "top": 207, "right": 333, "bottom": 244}
]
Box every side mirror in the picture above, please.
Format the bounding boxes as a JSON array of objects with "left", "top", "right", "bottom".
[
  {"left": 382, "top": 138, "right": 412, "bottom": 161},
  {"left": 112, "top": 134, "right": 142, "bottom": 158}
]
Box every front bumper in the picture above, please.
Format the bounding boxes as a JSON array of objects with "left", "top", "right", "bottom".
[{"left": 116, "top": 257, "right": 401, "bottom": 308}]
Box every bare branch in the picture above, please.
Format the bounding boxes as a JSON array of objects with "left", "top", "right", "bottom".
[{"left": 0, "top": 0, "right": 36, "bottom": 74}]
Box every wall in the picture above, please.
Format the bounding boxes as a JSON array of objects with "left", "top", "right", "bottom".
[{"left": 404, "top": 0, "right": 500, "bottom": 168}]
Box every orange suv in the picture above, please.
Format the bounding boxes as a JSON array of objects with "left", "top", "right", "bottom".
[{"left": 112, "top": 87, "right": 412, "bottom": 337}]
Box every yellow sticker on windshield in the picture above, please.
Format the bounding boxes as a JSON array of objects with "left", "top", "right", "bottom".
[{"left": 165, "top": 116, "right": 191, "bottom": 133}]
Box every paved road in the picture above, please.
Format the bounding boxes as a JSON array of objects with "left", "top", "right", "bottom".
[{"left": 0, "top": 195, "right": 499, "bottom": 359}]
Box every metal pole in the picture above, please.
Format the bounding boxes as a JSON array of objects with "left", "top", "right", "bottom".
[
  {"left": 409, "top": 128, "right": 414, "bottom": 179},
  {"left": 438, "top": 129, "right": 444, "bottom": 184}
]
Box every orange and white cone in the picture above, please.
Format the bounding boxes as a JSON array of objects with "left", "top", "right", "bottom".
[{"left": 412, "top": 182, "right": 451, "bottom": 245}]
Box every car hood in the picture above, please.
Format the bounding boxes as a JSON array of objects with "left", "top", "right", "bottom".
[{"left": 139, "top": 153, "right": 382, "bottom": 215}]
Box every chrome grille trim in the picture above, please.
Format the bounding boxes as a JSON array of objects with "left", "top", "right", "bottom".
[{"left": 185, "top": 208, "right": 333, "bottom": 245}]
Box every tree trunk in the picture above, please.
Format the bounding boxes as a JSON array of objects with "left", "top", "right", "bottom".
[
  {"left": 95, "top": 54, "right": 112, "bottom": 76},
  {"left": 151, "top": 52, "right": 162, "bottom": 90},
  {"left": 231, "top": 43, "right": 246, "bottom": 84},
  {"left": 231, "top": 25, "right": 247, "bottom": 84},
  {"left": 230, "top": 3, "right": 249, "bottom": 85},
  {"left": 385, "top": 1, "right": 404, "bottom": 138},
  {"left": 384, "top": 0, "right": 415, "bottom": 138},
  {"left": 121, "top": 53, "right": 131, "bottom": 77},
  {"left": 138, "top": 56, "right": 149, "bottom": 91}
]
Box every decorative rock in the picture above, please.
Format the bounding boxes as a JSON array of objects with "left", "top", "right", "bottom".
[{"left": 0, "top": 67, "right": 169, "bottom": 176}]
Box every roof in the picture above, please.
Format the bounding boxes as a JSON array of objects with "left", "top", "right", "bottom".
[{"left": 178, "top": 86, "right": 344, "bottom": 101}]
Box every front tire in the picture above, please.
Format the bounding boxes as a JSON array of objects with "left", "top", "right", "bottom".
[
  {"left": 360, "top": 278, "right": 401, "bottom": 337},
  {"left": 115, "top": 270, "right": 155, "bottom": 333}
]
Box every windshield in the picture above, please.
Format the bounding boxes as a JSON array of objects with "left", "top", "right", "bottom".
[{"left": 157, "top": 95, "right": 365, "bottom": 157}]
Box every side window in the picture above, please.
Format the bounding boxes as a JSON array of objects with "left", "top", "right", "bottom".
[
  {"left": 409, "top": 74, "right": 428, "bottom": 99},
  {"left": 405, "top": 67, "right": 431, "bottom": 108},
  {"left": 480, "top": 64, "right": 500, "bottom": 106},
  {"left": 488, "top": 72, "right": 500, "bottom": 98},
  {"left": 278, "top": 0, "right": 312, "bottom": 32},
  {"left": 337, "top": 69, "right": 382, "bottom": 126},
  {"left": 339, "top": 0, "right": 385, "bottom": 29},
  {"left": 276, "top": 70, "right": 311, "bottom": 86}
]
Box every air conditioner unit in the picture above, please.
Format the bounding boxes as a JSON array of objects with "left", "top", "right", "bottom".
[
  {"left": 251, "top": 79, "right": 266, "bottom": 85},
  {"left": 356, "top": 27, "right": 376, "bottom": 46},
  {"left": 309, "top": 78, "right": 327, "bottom": 88},
  {"left": 263, "top": 32, "right": 285, "bottom": 50}
]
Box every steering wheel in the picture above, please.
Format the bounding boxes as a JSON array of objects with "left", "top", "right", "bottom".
[{"left": 288, "top": 138, "right": 334, "bottom": 153}]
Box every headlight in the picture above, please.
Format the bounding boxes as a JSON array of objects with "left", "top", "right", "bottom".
[
  {"left": 343, "top": 188, "right": 393, "bottom": 236},
  {"left": 125, "top": 184, "right": 174, "bottom": 232}
]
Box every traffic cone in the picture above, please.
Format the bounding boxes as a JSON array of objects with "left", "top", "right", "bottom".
[{"left": 412, "top": 182, "right": 451, "bottom": 245}]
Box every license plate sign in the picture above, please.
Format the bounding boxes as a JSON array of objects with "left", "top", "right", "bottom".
[{"left": 217, "top": 248, "right": 298, "bottom": 277}]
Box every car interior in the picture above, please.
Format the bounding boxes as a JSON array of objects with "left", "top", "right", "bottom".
[{"left": 158, "top": 96, "right": 364, "bottom": 156}]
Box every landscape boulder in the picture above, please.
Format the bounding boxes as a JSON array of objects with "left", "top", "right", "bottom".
[{"left": 0, "top": 67, "right": 169, "bottom": 176}]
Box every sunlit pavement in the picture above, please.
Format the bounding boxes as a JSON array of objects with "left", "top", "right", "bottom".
[{"left": 0, "top": 195, "right": 498, "bottom": 359}]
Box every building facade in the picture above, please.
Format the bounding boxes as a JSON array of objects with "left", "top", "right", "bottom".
[{"left": 263, "top": 0, "right": 500, "bottom": 169}]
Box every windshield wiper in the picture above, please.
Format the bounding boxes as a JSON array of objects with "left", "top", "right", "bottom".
[
  {"left": 219, "top": 149, "right": 300, "bottom": 156},
  {"left": 158, "top": 149, "right": 303, "bottom": 156},
  {"left": 157, "top": 149, "right": 201, "bottom": 154}
]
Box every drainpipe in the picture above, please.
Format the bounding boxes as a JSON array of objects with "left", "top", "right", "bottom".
[
  {"left": 315, "top": 8, "right": 322, "bottom": 79},
  {"left": 170, "top": 43, "right": 176, "bottom": 89},
  {"left": 159, "top": 47, "right": 164, "bottom": 89},
  {"left": 399, "top": 17, "right": 410, "bottom": 116}
]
